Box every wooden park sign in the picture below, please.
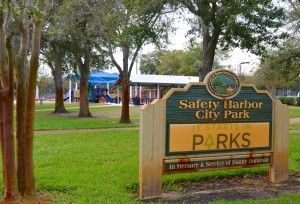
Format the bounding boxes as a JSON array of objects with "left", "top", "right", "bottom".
[{"left": 139, "top": 69, "right": 289, "bottom": 199}]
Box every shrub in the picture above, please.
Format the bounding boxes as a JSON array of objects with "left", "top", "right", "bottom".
[
  {"left": 279, "top": 96, "right": 288, "bottom": 104},
  {"left": 287, "top": 97, "right": 295, "bottom": 105},
  {"left": 279, "top": 97, "right": 296, "bottom": 105},
  {"left": 296, "top": 97, "right": 300, "bottom": 106}
]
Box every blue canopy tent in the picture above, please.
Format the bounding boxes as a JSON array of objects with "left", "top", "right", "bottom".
[{"left": 88, "top": 72, "right": 119, "bottom": 85}]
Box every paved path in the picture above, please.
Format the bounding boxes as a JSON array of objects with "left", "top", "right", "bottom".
[
  {"left": 290, "top": 117, "right": 300, "bottom": 124},
  {"left": 34, "top": 127, "right": 139, "bottom": 135}
]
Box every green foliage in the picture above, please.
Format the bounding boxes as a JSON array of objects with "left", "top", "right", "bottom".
[
  {"left": 158, "top": 50, "right": 191, "bottom": 75},
  {"left": 140, "top": 49, "right": 198, "bottom": 75},
  {"left": 178, "top": 0, "right": 287, "bottom": 56},
  {"left": 253, "top": 38, "right": 300, "bottom": 94},
  {"left": 0, "top": 1, "right": 8, "bottom": 12},
  {"left": 139, "top": 50, "right": 163, "bottom": 74},
  {"left": 279, "top": 97, "right": 295, "bottom": 106},
  {"left": 91, "top": 0, "right": 172, "bottom": 51},
  {"left": 279, "top": 97, "right": 287, "bottom": 105},
  {"left": 140, "top": 41, "right": 225, "bottom": 76},
  {"left": 48, "top": 0, "right": 110, "bottom": 72},
  {"left": 286, "top": 97, "right": 295, "bottom": 106},
  {"left": 296, "top": 97, "right": 300, "bottom": 106},
  {"left": 171, "top": 0, "right": 288, "bottom": 80}
]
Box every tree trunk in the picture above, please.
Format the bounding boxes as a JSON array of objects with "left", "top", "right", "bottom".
[
  {"left": 15, "top": 72, "right": 27, "bottom": 196},
  {"left": 78, "top": 66, "right": 92, "bottom": 117},
  {"left": 78, "top": 62, "right": 92, "bottom": 117},
  {"left": 15, "top": 22, "right": 30, "bottom": 197},
  {"left": 24, "top": 20, "right": 44, "bottom": 198},
  {"left": 119, "top": 42, "right": 131, "bottom": 123},
  {"left": 54, "top": 85, "right": 68, "bottom": 113},
  {"left": 267, "top": 86, "right": 276, "bottom": 98},
  {"left": 199, "top": 27, "right": 220, "bottom": 81},
  {"left": 0, "top": 12, "right": 20, "bottom": 202},
  {"left": 2, "top": 92, "right": 20, "bottom": 203},
  {"left": 0, "top": 83, "right": 4, "bottom": 187},
  {"left": 78, "top": 39, "right": 92, "bottom": 118},
  {"left": 53, "top": 44, "right": 68, "bottom": 114},
  {"left": 1, "top": 1, "right": 52, "bottom": 202},
  {"left": 120, "top": 72, "right": 131, "bottom": 123}
]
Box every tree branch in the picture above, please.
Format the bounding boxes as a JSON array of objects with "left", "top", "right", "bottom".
[
  {"left": 129, "top": 46, "right": 141, "bottom": 77},
  {"left": 107, "top": 40, "right": 122, "bottom": 73},
  {"left": 178, "top": 0, "right": 199, "bottom": 16},
  {"left": 288, "top": 0, "right": 300, "bottom": 18}
]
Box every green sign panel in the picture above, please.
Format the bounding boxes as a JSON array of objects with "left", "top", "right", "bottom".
[{"left": 165, "top": 70, "right": 273, "bottom": 156}]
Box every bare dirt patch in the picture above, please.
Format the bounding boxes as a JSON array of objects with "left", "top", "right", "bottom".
[
  {"left": 145, "top": 173, "right": 300, "bottom": 203},
  {"left": 51, "top": 112, "right": 79, "bottom": 118},
  {"left": 51, "top": 112, "right": 109, "bottom": 118}
]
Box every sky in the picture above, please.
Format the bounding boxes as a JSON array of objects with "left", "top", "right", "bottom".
[{"left": 110, "top": 16, "right": 260, "bottom": 76}]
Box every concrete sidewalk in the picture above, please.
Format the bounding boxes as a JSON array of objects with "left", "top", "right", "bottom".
[
  {"left": 290, "top": 117, "right": 300, "bottom": 124},
  {"left": 34, "top": 127, "right": 139, "bottom": 135}
]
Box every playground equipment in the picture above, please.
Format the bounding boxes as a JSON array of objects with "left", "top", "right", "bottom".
[
  {"left": 64, "top": 89, "right": 80, "bottom": 102},
  {"left": 65, "top": 87, "right": 119, "bottom": 104},
  {"left": 102, "top": 88, "right": 116, "bottom": 103},
  {"left": 64, "top": 90, "right": 73, "bottom": 101},
  {"left": 65, "top": 71, "right": 120, "bottom": 103},
  {"left": 90, "top": 86, "right": 118, "bottom": 103}
]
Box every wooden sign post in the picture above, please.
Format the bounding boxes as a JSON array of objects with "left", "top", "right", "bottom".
[{"left": 139, "top": 69, "right": 289, "bottom": 199}]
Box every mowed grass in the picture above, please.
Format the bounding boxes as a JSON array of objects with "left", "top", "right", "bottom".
[
  {"left": 34, "top": 130, "right": 140, "bottom": 203},
  {"left": 289, "top": 106, "right": 300, "bottom": 118},
  {"left": 0, "top": 102, "right": 296, "bottom": 203},
  {"left": 289, "top": 106, "right": 300, "bottom": 130},
  {"left": 32, "top": 103, "right": 139, "bottom": 130},
  {"left": 288, "top": 132, "right": 300, "bottom": 173}
]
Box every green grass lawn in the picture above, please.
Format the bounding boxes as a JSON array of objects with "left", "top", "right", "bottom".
[
  {"left": 289, "top": 106, "right": 300, "bottom": 130},
  {"left": 34, "top": 130, "right": 140, "bottom": 203},
  {"left": 289, "top": 106, "right": 300, "bottom": 118},
  {"left": 0, "top": 102, "right": 298, "bottom": 203}
]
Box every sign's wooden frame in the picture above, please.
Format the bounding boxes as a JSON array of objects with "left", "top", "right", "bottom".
[{"left": 139, "top": 83, "right": 289, "bottom": 199}]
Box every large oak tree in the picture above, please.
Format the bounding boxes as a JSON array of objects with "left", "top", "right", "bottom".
[
  {"left": 254, "top": 38, "right": 300, "bottom": 97},
  {"left": 94, "top": 0, "right": 174, "bottom": 123},
  {"left": 175, "top": 0, "right": 287, "bottom": 81},
  {"left": 41, "top": 0, "right": 69, "bottom": 114},
  {"left": 52, "top": 0, "right": 109, "bottom": 117}
]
